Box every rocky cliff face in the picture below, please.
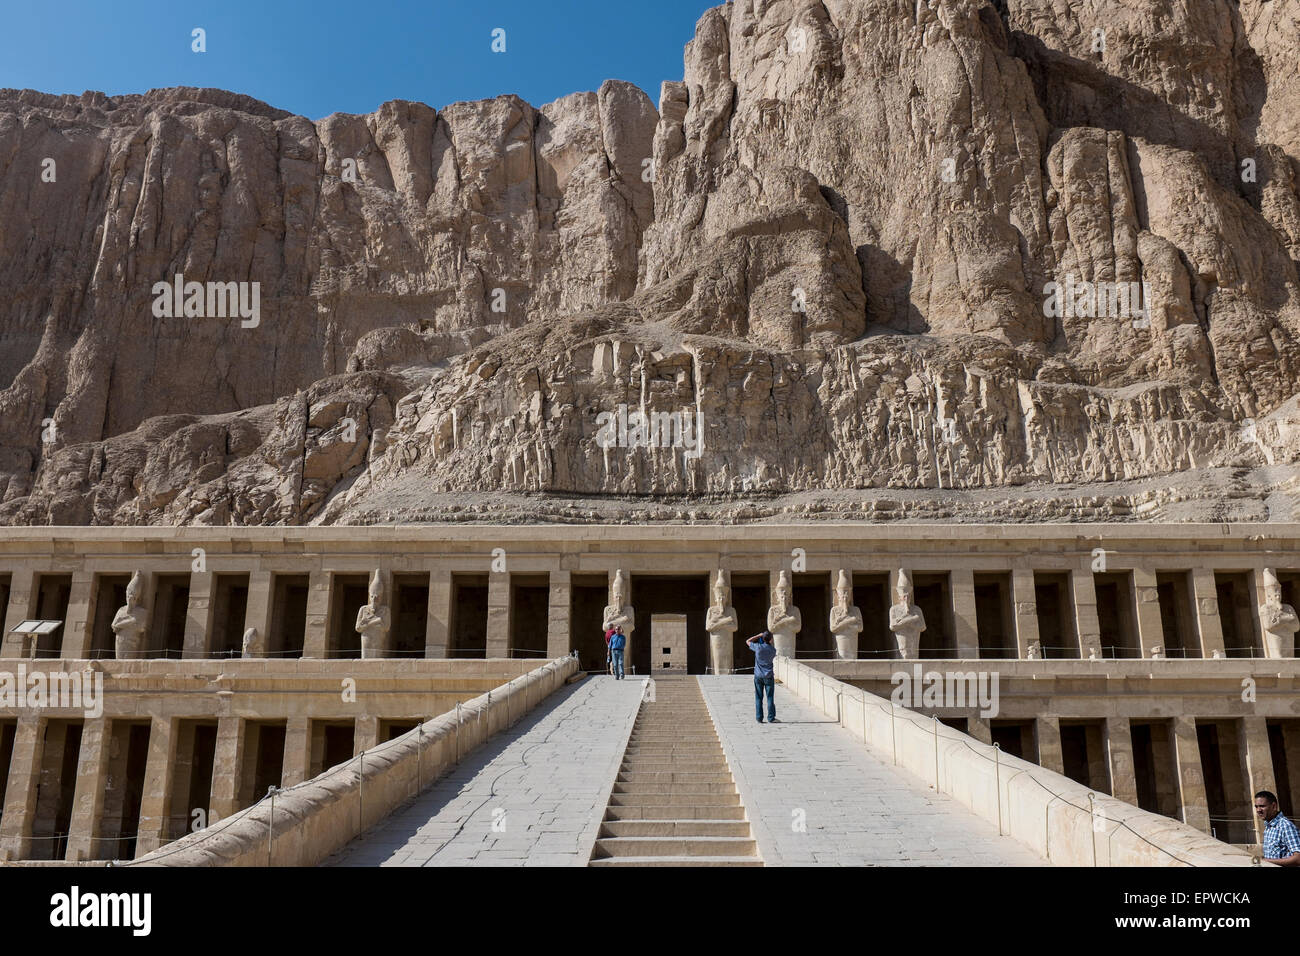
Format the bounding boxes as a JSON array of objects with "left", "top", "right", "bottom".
[{"left": 2, "top": 0, "right": 1299, "bottom": 526}]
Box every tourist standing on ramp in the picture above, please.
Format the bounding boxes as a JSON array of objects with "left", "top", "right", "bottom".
[
  {"left": 746, "top": 630, "right": 778, "bottom": 724},
  {"left": 609, "top": 626, "right": 627, "bottom": 680}
]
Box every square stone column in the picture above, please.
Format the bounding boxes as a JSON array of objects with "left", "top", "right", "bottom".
[
  {"left": 60, "top": 569, "right": 95, "bottom": 660},
  {"left": 183, "top": 571, "right": 216, "bottom": 659},
  {"left": 1132, "top": 569, "right": 1165, "bottom": 657},
  {"left": 1239, "top": 717, "right": 1276, "bottom": 845},
  {"left": 0, "top": 716, "right": 45, "bottom": 860},
  {"left": 65, "top": 717, "right": 111, "bottom": 861},
  {"left": 486, "top": 573, "right": 510, "bottom": 659},
  {"left": 1, "top": 569, "right": 36, "bottom": 657},
  {"left": 134, "top": 717, "right": 177, "bottom": 856},
  {"left": 1071, "top": 570, "right": 1103, "bottom": 658},
  {"left": 1172, "top": 715, "right": 1210, "bottom": 833},
  {"left": 968, "top": 717, "right": 992, "bottom": 745},
  {"left": 950, "top": 568, "right": 980, "bottom": 659},
  {"left": 354, "top": 715, "right": 379, "bottom": 756},
  {"left": 426, "top": 570, "right": 452, "bottom": 658},
  {"left": 208, "top": 717, "right": 246, "bottom": 821},
  {"left": 547, "top": 570, "right": 572, "bottom": 659},
  {"left": 1011, "top": 569, "right": 1039, "bottom": 658},
  {"left": 1191, "top": 569, "right": 1226, "bottom": 658},
  {"left": 243, "top": 571, "right": 274, "bottom": 654},
  {"left": 1036, "top": 716, "right": 1065, "bottom": 775},
  {"left": 1246, "top": 568, "right": 1267, "bottom": 656},
  {"left": 1106, "top": 717, "right": 1139, "bottom": 805},
  {"left": 302, "top": 571, "right": 331, "bottom": 659},
  {"left": 281, "top": 717, "right": 312, "bottom": 787}
]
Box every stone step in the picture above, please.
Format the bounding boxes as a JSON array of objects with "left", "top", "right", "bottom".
[
  {"left": 613, "top": 781, "right": 737, "bottom": 795},
  {"left": 617, "top": 771, "right": 735, "bottom": 784},
  {"left": 621, "top": 761, "right": 730, "bottom": 773},
  {"left": 590, "top": 856, "right": 764, "bottom": 867},
  {"left": 591, "top": 836, "right": 758, "bottom": 859},
  {"left": 608, "top": 791, "right": 741, "bottom": 807},
  {"left": 603, "top": 804, "right": 748, "bottom": 821},
  {"left": 599, "top": 819, "right": 753, "bottom": 838}
]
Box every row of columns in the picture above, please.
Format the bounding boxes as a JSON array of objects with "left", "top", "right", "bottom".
[
  {"left": 969, "top": 714, "right": 1283, "bottom": 843},
  {"left": 0, "top": 562, "right": 1289, "bottom": 660},
  {"left": 0, "top": 713, "right": 380, "bottom": 861}
]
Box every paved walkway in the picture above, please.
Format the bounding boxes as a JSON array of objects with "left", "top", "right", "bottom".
[
  {"left": 698, "top": 676, "right": 1047, "bottom": 866},
  {"left": 324, "top": 676, "right": 643, "bottom": 866}
]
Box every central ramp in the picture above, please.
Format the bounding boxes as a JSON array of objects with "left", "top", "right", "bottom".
[{"left": 589, "top": 676, "right": 761, "bottom": 866}]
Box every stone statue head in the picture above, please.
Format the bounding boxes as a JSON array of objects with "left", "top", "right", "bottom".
[
  {"left": 368, "top": 569, "right": 385, "bottom": 606},
  {"left": 896, "top": 568, "right": 913, "bottom": 604},
  {"left": 774, "top": 570, "right": 791, "bottom": 608},
  {"left": 1264, "top": 568, "right": 1282, "bottom": 605},
  {"left": 714, "top": 569, "right": 728, "bottom": 605},
  {"left": 125, "top": 570, "right": 143, "bottom": 607},
  {"left": 611, "top": 569, "right": 628, "bottom": 607},
  {"left": 835, "top": 569, "right": 852, "bottom": 608}
]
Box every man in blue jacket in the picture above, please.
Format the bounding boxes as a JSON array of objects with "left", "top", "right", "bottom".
[
  {"left": 609, "top": 625, "right": 627, "bottom": 680},
  {"left": 746, "top": 630, "right": 778, "bottom": 723}
]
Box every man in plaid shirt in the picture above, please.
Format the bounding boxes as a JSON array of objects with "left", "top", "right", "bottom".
[{"left": 1255, "top": 790, "right": 1300, "bottom": 866}]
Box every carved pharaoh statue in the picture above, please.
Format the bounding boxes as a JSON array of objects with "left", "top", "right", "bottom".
[
  {"left": 602, "top": 569, "right": 636, "bottom": 660},
  {"left": 356, "top": 570, "right": 392, "bottom": 659},
  {"left": 1260, "top": 568, "right": 1300, "bottom": 659},
  {"left": 888, "top": 569, "right": 926, "bottom": 659},
  {"left": 829, "top": 570, "right": 863, "bottom": 660},
  {"left": 705, "top": 570, "right": 738, "bottom": 674},
  {"left": 111, "top": 571, "right": 148, "bottom": 660},
  {"left": 767, "top": 570, "right": 802, "bottom": 658}
]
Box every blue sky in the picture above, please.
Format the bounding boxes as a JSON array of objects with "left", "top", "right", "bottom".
[{"left": 0, "top": 0, "right": 715, "bottom": 118}]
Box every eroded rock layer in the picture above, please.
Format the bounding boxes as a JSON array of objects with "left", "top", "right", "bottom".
[{"left": 2, "top": 0, "right": 1299, "bottom": 525}]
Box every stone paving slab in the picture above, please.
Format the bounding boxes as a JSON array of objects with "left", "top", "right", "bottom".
[
  {"left": 698, "top": 675, "right": 1047, "bottom": 866},
  {"left": 324, "top": 675, "right": 643, "bottom": 866}
]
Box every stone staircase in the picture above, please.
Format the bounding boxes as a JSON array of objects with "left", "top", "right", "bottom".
[{"left": 589, "top": 676, "right": 761, "bottom": 866}]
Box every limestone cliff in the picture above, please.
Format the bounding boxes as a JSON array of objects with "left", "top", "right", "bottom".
[{"left": 2, "top": 0, "right": 1299, "bottom": 525}]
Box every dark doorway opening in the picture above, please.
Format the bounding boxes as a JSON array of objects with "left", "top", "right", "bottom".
[
  {"left": 975, "top": 572, "right": 1014, "bottom": 659},
  {"left": 327, "top": 574, "right": 368, "bottom": 659},
  {"left": 311, "top": 721, "right": 356, "bottom": 778},
  {"left": 913, "top": 573, "right": 954, "bottom": 658},
  {"left": 570, "top": 575, "right": 608, "bottom": 671},
  {"left": 853, "top": 573, "right": 892, "bottom": 658},
  {"left": 30, "top": 720, "right": 82, "bottom": 860},
  {"left": 1034, "top": 572, "right": 1078, "bottom": 658},
  {"left": 170, "top": 721, "right": 218, "bottom": 841},
  {"left": 1215, "top": 573, "right": 1260, "bottom": 658},
  {"left": 381, "top": 720, "right": 420, "bottom": 742},
  {"left": 731, "top": 574, "right": 770, "bottom": 673},
  {"left": 211, "top": 574, "right": 250, "bottom": 657},
  {"left": 991, "top": 720, "right": 1036, "bottom": 760},
  {"left": 269, "top": 574, "right": 309, "bottom": 658},
  {"left": 32, "top": 574, "right": 72, "bottom": 657},
  {"left": 449, "top": 574, "right": 488, "bottom": 659},
  {"left": 0, "top": 719, "right": 16, "bottom": 822},
  {"left": 510, "top": 575, "right": 549, "bottom": 659},
  {"left": 630, "top": 575, "right": 709, "bottom": 675},
  {"left": 393, "top": 575, "right": 429, "bottom": 657},
  {"left": 1060, "top": 721, "right": 1109, "bottom": 792},
  {"left": 148, "top": 574, "right": 191, "bottom": 658},
  {"left": 1094, "top": 572, "right": 1139, "bottom": 658},
  {"left": 240, "top": 722, "right": 286, "bottom": 810},
  {"left": 1156, "top": 571, "right": 1197, "bottom": 658},
  {"left": 793, "top": 572, "right": 832, "bottom": 659}
]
